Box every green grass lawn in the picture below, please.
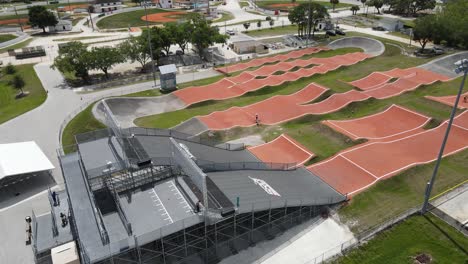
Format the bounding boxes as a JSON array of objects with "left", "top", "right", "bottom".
[
  {"left": 61, "top": 102, "right": 106, "bottom": 151},
  {"left": 245, "top": 24, "right": 298, "bottom": 37},
  {"left": 0, "top": 34, "right": 16, "bottom": 43},
  {"left": 334, "top": 214, "right": 468, "bottom": 264},
  {"left": 0, "top": 13, "right": 28, "bottom": 21},
  {"left": 256, "top": 0, "right": 352, "bottom": 11},
  {"left": 239, "top": 1, "right": 249, "bottom": 8},
  {"left": 387, "top": 31, "right": 411, "bottom": 40},
  {"left": 0, "top": 64, "right": 47, "bottom": 124},
  {"left": 96, "top": 8, "right": 187, "bottom": 29},
  {"left": 0, "top": 38, "right": 32, "bottom": 53},
  {"left": 214, "top": 11, "right": 235, "bottom": 23}
]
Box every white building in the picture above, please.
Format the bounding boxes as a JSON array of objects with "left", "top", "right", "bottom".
[
  {"left": 154, "top": 0, "right": 173, "bottom": 8},
  {"left": 92, "top": 0, "right": 123, "bottom": 13},
  {"left": 48, "top": 20, "right": 72, "bottom": 32}
]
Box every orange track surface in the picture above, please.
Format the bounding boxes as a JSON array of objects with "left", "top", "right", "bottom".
[
  {"left": 141, "top": 11, "right": 186, "bottom": 23},
  {"left": 425, "top": 92, "right": 468, "bottom": 109},
  {"left": 308, "top": 111, "right": 468, "bottom": 196},
  {"left": 248, "top": 134, "right": 315, "bottom": 166},
  {"left": 198, "top": 83, "right": 329, "bottom": 130},
  {"left": 174, "top": 52, "right": 370, "bottom": 106},
  {"left": 323, "top": 105, "right": 431, "bottom": 140},
  {"left": 0, "top": 18, "right": 28, "bottom": 25},
  {"left": 196, "top": 67, "right": 449, "bottom": 131},
  {"left": 350, "top": 67, "right": 451, "bottom": 93},
  {"left": 216, "top": 47, "right": 328, "bottom": 74},
  {"left": 57, "top": 4, "right": 88, "bottom": 11}
]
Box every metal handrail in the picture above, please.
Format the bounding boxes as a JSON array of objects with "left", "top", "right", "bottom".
[{"left": 78, "top": 159, "right": 109, "bottom": 245}]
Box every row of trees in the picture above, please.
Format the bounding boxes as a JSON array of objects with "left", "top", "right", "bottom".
[
  {"left": 380, "top": 0, "right": 436, "bottom": 16},
  {"left": 413, "top": 0, "right": 468, "bottom": 50},
  {"left": 53, "top": 13, "right": 227, "bottom": 83},
  {"left": 288, "top": 2, "right": 329, "bottom": 38}
]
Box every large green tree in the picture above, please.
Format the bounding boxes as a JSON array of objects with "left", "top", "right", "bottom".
[
  {"left": 89, "top": 47, "right": 125, "bottom": 79},
  {"left": 28, "top": 6, "right": 58, "bottom": 33},
  {"left": 52, "top": 41, "right": 92, "bottom": 83},
  {"left": 188, "top": 13, "right": 227, "bottom": 59},
  {"left": 330, "top": 0, "right": 339, "bottom": 11},
  {"left": 118, "top": 36, "right": 151, "bottom": 72},
  {"left": 368, "top": 0, "right": 383, "bottom": 14},
  {"left": 350, "top": 5, "right": 360, "bottom": 15},
  {"left": 413, "top": 15, "right": 437, "bottom": 51},
  {"left": 165, "top": 22, "right": 192, "bottom": 54},
  {"left": 288, "top": 2, "right": 329, "bottom": 38}
]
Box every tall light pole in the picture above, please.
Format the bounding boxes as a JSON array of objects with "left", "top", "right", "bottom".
[
  {"left": 143, "top": 2, "right": 158, "bottom": 88},
  {"left": 13, "top": 5, "right": 23, "bottom": 32},
  {"left": 87, "top": 0, "right": 94, "bottom": 31},
  {"left": 421, "top": 58, "right": 468, "bottom": 213}
]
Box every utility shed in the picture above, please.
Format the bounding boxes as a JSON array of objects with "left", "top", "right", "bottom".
[
  {"left": 159, "top": 64, "right": 177, "bottom": 92},
  {"left": 229, "top": 34, "right": 259, "bottom": 54}
]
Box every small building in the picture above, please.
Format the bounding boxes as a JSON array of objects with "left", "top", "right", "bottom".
[
  {"left": 159, "top": 64, "right": 177, "bottom": 92},
  {"left": 229, "top": 34, "right": 260, "bottom": 54},
  {"left": 48, "top": 20, "right": 72, "bottom": 32},
  {"left": 153, "top": 0, "right": 173, "bottom": 8},
  {"left": 92, "top": 0, "right": 123, "bottom": 13}
]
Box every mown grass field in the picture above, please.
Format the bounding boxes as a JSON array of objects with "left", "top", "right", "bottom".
[
  {"left": 0, "top": 64, "right": 47, "bottom": 124},
  {"left": 333, "top": 214, "right": 468, "bottom": 264},
  {"left": 96, "top": 8, "right": 187, "bottom": 29},
  {"left": 0, "top": 34, "right": 16, "bottom": 43},
  {"left": 256, "top": 0, "right": 352, "bottom": 11},
  {"left": 61, "top": 102, "right": 106, "bottom": 150}
]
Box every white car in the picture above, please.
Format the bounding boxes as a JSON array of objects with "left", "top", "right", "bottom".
[{"left": 226, "top": 30, "right": 235, "bottom": 36}]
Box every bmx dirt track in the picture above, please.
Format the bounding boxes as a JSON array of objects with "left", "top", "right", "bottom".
[
  {"left": 322, "top": 105, "right": 431, "bottom": 141},
  {"left": 308, "top": 111, "right": 468, "bottom": 196},
  {"left": 248, "top": 134, "right": 315, "bottom": 167}
]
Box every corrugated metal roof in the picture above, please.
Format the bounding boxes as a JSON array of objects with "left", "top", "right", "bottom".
[{"left": 159, "top": 64, "right": 177, "bottom": 75}]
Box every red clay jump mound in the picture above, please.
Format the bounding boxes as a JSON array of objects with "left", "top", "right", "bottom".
[
  {"left": 249, "top": 134, "right": 315, "bottom": 167},
  {"left": 308, "top": 111, "right": 468, "bottom": 196},
  {"left": 0, "top": 18, "right": 28, "bottom": 25},
  {"left": 323, "top": 105, "right": 431, "bottom": 141},
  {"left": 174, "top": 52, "right": 370, "bottom": 106},
  {"left": 198, "top": 83, "right": 329, "bottom": 130},
  {"left": 141, "top": 11, "right": 186, "bottom": 23},
  {"left": 425, "top": 92, "right": 468, "bottom": 110},
  {"left": 216, "top": 46, "right": 329, "bottom": 74},
  {"left": 349, "top": 67, "right": 451, "bottom": 98}
]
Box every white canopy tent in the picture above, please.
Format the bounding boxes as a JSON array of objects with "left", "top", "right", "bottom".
[{"left": 0, "top": 141, "right": 54, "bottom": 181}]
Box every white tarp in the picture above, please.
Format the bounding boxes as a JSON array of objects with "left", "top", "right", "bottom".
[{"left": 0, "top": 141, "right": 54, "bottom": 179}]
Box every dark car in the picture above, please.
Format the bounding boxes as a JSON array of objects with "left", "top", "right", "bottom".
[
  {"left": 372, "top": 26, "right": 387, "bottom": 31},
  {"left": 335, "top": 29, "right": 346, "bottom": 35},
  {"left": 326, "top": 30, "right": 336, "bottom": 36},
  {"left": 175, "top": 50, "right": 184, "bottom": 55}
]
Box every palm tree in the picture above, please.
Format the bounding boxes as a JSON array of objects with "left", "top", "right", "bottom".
[
  {"left": 350, "top": 5, "right": 360, "bottom": 15},
  {"left": 12, "top": 75, "right": 25, "bottom": 95},
  {"left": 330, "top": 0, "right": 339, "bottom": 12}
]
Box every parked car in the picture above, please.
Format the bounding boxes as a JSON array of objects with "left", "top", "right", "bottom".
[
  {"left": 335, "top": 29, "right": 346, "bottom": 35},
  {"left": 372, "top": 26, "right": 387, "bottom": 31},
  {"left": 175, "top": 50, "right": 184, "bottom": 55},
  {"left": 226, "top": 29, "right": 235, "bottom": 36},
  {"left": 432, "top": 47, "right": 445, "bottom": 55},
  {"left": 168, "top": 51, "right": 174, "bottom": 55},
  {"left": 326, "top": 30, "right": 336, "bottom": 36},
  {"left": 159, "top": 51, "right": 166, "bottom": 57},
  {"left": 50, "top": 0, "right": 59, "bottom": 4}
]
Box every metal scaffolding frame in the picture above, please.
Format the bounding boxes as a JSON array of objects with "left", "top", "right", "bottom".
[{"left": 89, "top": 202, "right": 329, "bottom": 264}]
